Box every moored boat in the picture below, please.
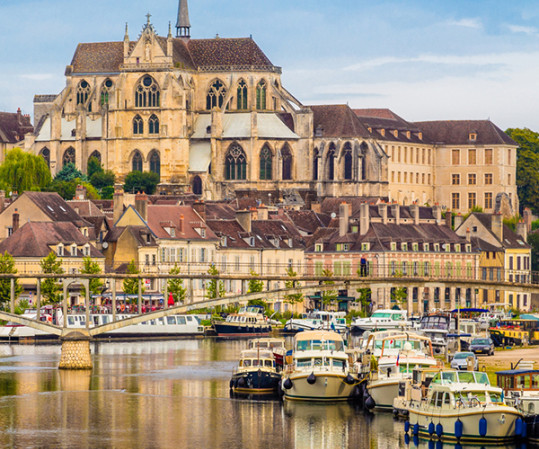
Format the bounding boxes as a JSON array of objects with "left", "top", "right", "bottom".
[
  {"left": 230, "top": 348, "right": 281, "bottom": 395},
  {"left": 213, "top": 305, "right": 271, "bottom": 337},
  {"left": 351, "top": 309, "right": 410, "bottom": 334},
  {"left": 248, "top": 337, "right": 286, "bottom": 368}
]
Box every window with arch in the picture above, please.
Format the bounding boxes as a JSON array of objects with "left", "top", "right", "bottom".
[
  {"left": 281, "top": 145, "right": 292, "bottom": 180},
  {"left": 77, "top": 80, "right": 90, "bottom": 105},
  {"left": 313, "top": 148, "right": 319, "bottom": 180},
  {"left": 100, "top": 79, "right": 113, "bottom": 106},
  {"left": 149, "top": 114, "right": 159, "bottom": 134},
  {"left": 149, "top": 151, "right": 160, "bottom": 177},
  {"left": 89, "top": 150, "right": 101, "bottom": 165},
  {"left": 256, "top": 80, "right": 267, "bottom": 110},
  {"left": 360, "top": 142, "right": 368, "bottom": 180},
  {"left": 39, "top": 147, "right": 50, "bottom": 168},
  {"left": 135, "top": 76, "right": 160, "bottom": 108},
  {"left": 327, "top": 145, "right": 336, "bottom": 180},
  {"left": 259, "top": 145, "right": 272, "bottom": 180},
  {"left": 133, "top": 115, "right": 143, "bottom": 135},
  {"left": 343, "top": 142, "right": 352, "bottom": 180},
  {"left": 225, "top": 144, "right": 247, "bottom": 180},
  {"left": 192, "top": 175, "right": 203, "bottom": 195},
  {"left": 206, "top": 80, "right": 226, "bottom": 110},
  {"left": 132, "top": 151, "right": 143, "bottom": 172},
  {"left": 237, "top": 80, "right": 248, "bottom": 110},
  {"left": 62, "top": 147, "right": 76, "bottom": 167}
]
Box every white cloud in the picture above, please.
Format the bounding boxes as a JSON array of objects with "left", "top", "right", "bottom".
[
  {"left": 506, "top": 24, "right": 537, "bottom": 35},
  {"left": 20, "top": 73, "right": 55, "bottom": 81},
  {"left": 446, "top": 18, "right": 482, "bottom": 29}
]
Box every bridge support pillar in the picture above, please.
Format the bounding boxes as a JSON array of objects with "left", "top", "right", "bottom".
[{"left": 59, "top": 334, "right": 92, "bottom": 370}]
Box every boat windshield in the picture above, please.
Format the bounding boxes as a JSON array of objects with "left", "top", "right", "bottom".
[
  {"left": 371, "top": 312, "right": 392, "bottom": 318},
  {"left": 432, "top": 371, "right": 490, "bottom": 385},
  {"left": 383, "top": 339, "right": 425, "bottom": 351},
  {"left": 295, "top": 357, "right": 346, "bottom": 369},
  {"left": 296, "top": 339, "right": 344, "bottom": 352}
]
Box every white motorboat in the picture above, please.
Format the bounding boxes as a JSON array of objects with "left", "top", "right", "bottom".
[
  {"left": 281, "top": 330, "right": 359, "bottom": 401},
  {"left": 284, "top": 311, "right": 347, "bottom": 334},
  {"left": 351, "top": 309, "right": 411, "bottom": 334},
  {"left": 212, "top": 305, "right": 271, "bottom": 337}
]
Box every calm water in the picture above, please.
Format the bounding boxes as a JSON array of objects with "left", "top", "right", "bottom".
[{"left": 0, "top": 339, "right": 526, "bottom": 449}]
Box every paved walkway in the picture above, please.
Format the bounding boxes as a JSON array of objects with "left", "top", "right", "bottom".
[{"left": 478, "top": 346, "right": 539, "bottom": 371}]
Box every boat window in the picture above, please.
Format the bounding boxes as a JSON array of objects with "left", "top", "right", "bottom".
[
  {"left": 436, "top": 392, "right": 443, "bottom": 407},
  {"left": 141, "top": 320, "right": 148, "bottom": 325},
  {"left": 457, "top": 372, "right": 474, "bottom": 383},
  {"left": 533, "top": 374, "right": 539, "bottom": 388},
  {"left": 490, "top": 392, "right": 502, "bottom": 403},
  {"left": 372, "top": 312, "right": 391, "bottom": 318},
  {"left": 150, "top": 320, "right": 157, "bottom": 325},
  {"left": 529, "top": 403, "right": 535, "bottom": 414},
  {"left": 167, "top": 317, "right": 176, "bottom": 325},
  {"left": 244, "top": 360, "right": 251, "bottom": 367},
  {"left": 333, "top": 359, "right": 344, "bottom": 369},
  {"left": 68, "top": 317, "right": 75, "bottom": 325},
  {"left": 430, "top": 392, "right": 438, "bottom": 406},
  {"left": 399, "top": 364, "right": 416, "bottom": 373},
  {"left": 473, "top": 372, "right": 489, "bottom": 385},
  {"left": 518, "top": 375, "right": 531, "bottom": 389},
  {"left": 296, "top": 358, "right": 311, "bottom": 367},
  {"left": 443, "top": 393, "right": 451, "bottom": 405},
  {"left": 264, "top": 360, "right": 273, "bottom": 367},
  {"left": 93, "top": 316, "right": 100, "bottom": 325},
  {"left": 391, "top": 314, "right": 403, "bottom": 321},
  {"left": 102, "top": 316, "right": 109, "bottom": 324},
  {"left": 252, "top": 360, "right": 260, "bottom": 366},
  {"left": 177, "top": 316, "right": 186, "bottom": 325},
  {"left": 186, "top": 316, "right": 193, "bottom": 321},
  {"left": 468, "top": 392, "right": 487, "bottom": 404},
  {"left": 440, "top": 372, "right": 456, "bottom": 384},
  {"left": 80, "top": 318, "right": 85, "bottom": 325}
]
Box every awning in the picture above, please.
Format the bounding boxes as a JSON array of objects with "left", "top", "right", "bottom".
[{"left": 189, "top": 141, "right": 211, "bottom": 172}]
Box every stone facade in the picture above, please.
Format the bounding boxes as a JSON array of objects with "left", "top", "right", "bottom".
[{"left": 58, "top": 338, "right": 92, "bottom": 370}]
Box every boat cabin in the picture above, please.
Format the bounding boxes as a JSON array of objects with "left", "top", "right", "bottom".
[
  {"left": 497, "top": 369, "right": 539, "bottom": 393},
  {"left": 237, "top": 350, "right": 276, "bottom": 369},
  {"left": 294, "top": 330, "right": 345, "bottom": 352}
]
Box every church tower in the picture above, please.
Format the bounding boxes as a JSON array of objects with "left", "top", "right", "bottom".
[{"left": 176, "top": 0, "right": 191, "bottom": 38}]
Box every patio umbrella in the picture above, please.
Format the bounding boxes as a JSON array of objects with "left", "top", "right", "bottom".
[{"left": 168, "top": 293, "right": 174, "bottom": 306}]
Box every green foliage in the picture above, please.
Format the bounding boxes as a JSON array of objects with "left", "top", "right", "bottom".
[
  {"left": 40, "top": 252, "right": 64, "bottom": 304},
  {"left": 284, "top": 266, "right": 304, "bottom": 305},
  {"left": 391, "top": 287, "right": 408, "bottom": 307},
  {"left": 205, "top": 264, "right": 225, "bottom": 299},
  {"left": 87, "top": 156, "right": 115, "bottom": 198},
  {"left": 80, "top": 257, "right": 103, "bottom": 298},
  {"left": 506, "top": 128, "right": 539, "bottom": 213},
  {"left": 14, "top": 299, "right": 29, "bottom": 315},
  {"left": 528, "top": 232, "right": 539, "bottom": 272},
  {"left": 54, "top": 162, "right": 85, "bottom": 182},
  {"left": 122, "top": 260, "right": 143, "bottom": 297},
  {"left": 470, "top": 205, "right": 483, "bottom": 213},
  {"left": 0, "top": 252, "right": 22, "bottom": 308},
  {"left": 356, "top": 287, "right": 372, "bottom": 317},
  {"left": 48, "top": 178, "right": 100, "bottom": 200},
  {"left": 503, "top": 215, "right": 521, "bottom": 231},
  {"left": 124, "top": 171, "right": 160, "bottom": 194},
  {"left": 531, "top": 220, "right": 539, "bottom": 231},
  {"left": 247, "top": 271, "right": 264, "bottom": 293},
  {"left": 0, "top": 148, "right": 51, "bottom": 193},
  {"left": 87, "top": 157, "right": 102, "bottom": 178},
  {"left": 167, "top": 263, "right": 187, "bottom": 304},
  {"left": 321, "top": 268, "right": 338, "bottom": 310}
]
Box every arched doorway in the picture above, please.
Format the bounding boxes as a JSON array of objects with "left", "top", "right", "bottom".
[{"left": 192, "top": 175, "right": 203, "bottom": 195}]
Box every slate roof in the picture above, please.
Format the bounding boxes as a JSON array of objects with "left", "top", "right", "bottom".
[
  {"left": 21, "top": 192, "right": 90, "bottom": 227},
  {"left": 310, "top": 105, "right": 371, "bottom": 138},
  {"left": 353, "top": 108, "right": 427, "bottom": 144},
  {"left": 0, "top": 221, "right": 103, "bottom": 258},
  {"left": 414, "top": 120, "right": 516, "bottom": 146},
  {"left": 471, "top": 213, "right": 529, "bottom": 249},
  {"left": 0, "top": 111, "right": 33, "bottom": 144},
  {"left": 283, "top": 210, "right": 330, "bottom": 234},
  {"left": 145, "top": 205, "right": 218, "bottom": 240},
  {"left": 105, "top": 226, "right": 158, "bottom": 247}
]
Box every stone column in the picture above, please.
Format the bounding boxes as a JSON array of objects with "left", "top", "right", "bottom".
[{"left": 58, "top": 334, "right": 92, "bottom": 370}]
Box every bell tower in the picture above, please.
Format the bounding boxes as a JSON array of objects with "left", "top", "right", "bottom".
[{"left": 176, "top": 0, "right": 191, "bottom": 38}]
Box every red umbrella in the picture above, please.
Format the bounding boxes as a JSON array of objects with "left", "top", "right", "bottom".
[{"left": 168, "top": 293, "right": 174, "bottom": 306}]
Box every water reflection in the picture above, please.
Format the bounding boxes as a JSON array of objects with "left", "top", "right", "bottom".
[
  {"left": 405, "top": 434, "right": 529, "bottom": 449},
  {"left": 0, "top": 340, "right": 525, "bottom": 448}
]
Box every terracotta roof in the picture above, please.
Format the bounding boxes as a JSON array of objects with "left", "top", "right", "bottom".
[
  {"left": 67, "top": 199, "right": 106, "bottom": 217},
  {"left": 105, "top": 226, "right": 158, "bottom": 247},
  {"left": 0, "top": 110, "right": 33, "bottom": 144},
  {"left": 310, "top": 105, "right": 371, "bottom": 138},
  {"left": 414, "top": 120, "right": 516, "bottom": 146},
  {"left": 0, "top": 221, "right": 103, "bottom": 258},
  {"left": 284, "top": 210, "right": 329, "bottom": 234},
  {"left": 145, "top": 205, "right": 218, "bottom": 240},
  {"left": 21, "top": 192, "right": 89, "bottom": 226},
  {"left": 70, "top": 42, "right": 127, "bottom": 73}
]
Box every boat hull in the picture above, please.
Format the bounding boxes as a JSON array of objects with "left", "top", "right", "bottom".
[
  {"left": 213, "top": 322, "right": 271, "bottom": 337},
  {"left": 231, "top": 370, "right": 281, "bottom": 394},
  {"left": 367, "top": 378, "right": 400, "bottom": 410},
  {"left": 282, "top": 372, "right": 357, "bottom": 401}
]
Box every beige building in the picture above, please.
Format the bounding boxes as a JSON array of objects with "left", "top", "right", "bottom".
[{"left": 0, "top": 109, "right": 33, "bottom": 163}]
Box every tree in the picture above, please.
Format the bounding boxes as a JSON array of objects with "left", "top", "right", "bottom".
[
  {"left": 528, "top": 232, "right": 539, "bottom": 272},
  {"left": 48, "top": 177, "right": 100, "bottom": 200},
  {"left": 0, "top": 148, "right": 51, "bottom": 193},
  {"left": 0, "top": 252, "right": 22, "bottom": 309},
  {"left": 54, "top": 162, "right": 85, "bottom": 182},
  {"left": 124, "top": 171, "right": 160, "bottom": 194},
  {"left": 87, "top": 156, "right": 115, "bottom": 199},
  {"left": 247, "top": 270, "right": 264, "bottom": 293},
  {"left": 321, "top": 268, "right": 338, "bottom": 310},
  {"left": 391, "top": 287, "right": 408, "bottom": 308},
  {"left": 40, "top": 252, "right": 64, "bottom": 304},
  {"left": 80, "top": 257, "right": 103, "bottom": 298},
  {"left": 356, "top": 287, "right": 372, "bottom": 317},
  {"left": 167, "top": 263, "right": 187, "bottom": 304},
  {"left": 87, "top": 156, "right": 102, "bottom": 178},
  {"left": 205, "top": 263, "right": 225, "bottom": 299},
  {"left": 122, "top": 259, "right": 143, "bottom": 298},
  {"left": 284, "top": 266, "right": 303, "bottom": 305}
]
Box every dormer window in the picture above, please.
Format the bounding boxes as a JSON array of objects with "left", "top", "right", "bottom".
[
  {"left": 406, "top": 131, "right": 411, "bottom": 139},
  {"left": 57, "top": 244, "right": 64, "bottom": 256},
  {"left": 412, "top": 243, "right": 418, "bottom": 251},
  {"left": 315, "top": 243, "right": 323, "bottom": 252},
  {"left": 361, "top": 242, "right": 370, "bottom": 251},
  {"left": 434, "top": 243, "right": 440, "bottom": 252},
  {"left": 71, "top": 244, "right": 77, "bottom": 256},
  {"left": 390, "top": 242, "right": 397, "bottom": 251},
  {"left": 393, "top": 130, "right": 398, "bottom": 138},
  {"left": 465, "top": 244, "right": 471, "bottom": 253},
  {"left": 380, "top": 129, "right": 386, "bottom": 137},
  {"left": 170, "top": 228, "right": 176, "bottom": 238},
  {"left": 444, "top": 243, "right": 450, "bottom": 252},
  {"left": 83, "top": 244, "right": 90, "bottom": 257},
  {"left": 455, "top": 244, "right": 461, "bottom": 252},
  {"left": 401, "top": 242, "right": 408, "bottom": 251},
  {"left": 221, "top": 236, "right": 227, "bottom": 247},
  {"left": 469, "top": 132, "right": 477, "bottom": 141},
  {"left": 250, "top": 237, "right": 255, "bottom": 247},
  {"left": 424, "top": 243, "right": 430, "bottom": 252}
]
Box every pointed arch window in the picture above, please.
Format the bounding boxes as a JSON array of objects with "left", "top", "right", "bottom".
[
  {"left": 256, "top": 80, "right": 267, "bottom": 110},
  {"left": 225, "top": 144, "right": 247, "bottom": 180},
  {"left": 237, "top": 80, "right": 248, "bottom": 110},
  {"left": 100, "top": 79, "right": 113, "bottom": 106},
  {"left": 259, "top": 145, "right": 273, "bottom": 180},
  {"left": 39, "top": 147, "right": 50, "bottom": 168},
  {"left": 281, "top": 145, "right": 292, "bottom": 180},
  {"left": 89, "top": 150, "right": 101, "bottom": 165},
  {"left": 149, "top": 114, "right": 159, "bottom": 134},
  {"left": 133, "top": 115, "right": 143, "bottom": 135},
  {"left": 149, "top": 151, "right": 160, "bottom": 178},
  {"left": 206, "top": 80, "right": 226, "bottom": 110},
  {"left": 63, "top": 147, "right": 76, "bottom": 167},
  {"left": 135, "top": 76, "right": 160, "bottom": 108},
  {"left": 327, "top": 145, "right": 336, "bottom": 180},
  {"left": 360, "top": 142, "right": 368, "bottom": 180},
  {"left": 76, "top": 80, "right": 90, "bottom": 105},
  {"left": 132, "top": 151, "right": 143, "bottom": 172},
  {"left": 343, "top": 142, "right": 353, "bottom": 180},
  {"left": 313, "top": 148, "right": 319, "bottom": 181}
]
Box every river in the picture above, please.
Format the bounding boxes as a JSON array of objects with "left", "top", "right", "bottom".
[{"left": 0, "top": 339, "right": 526, "bottom": 449}]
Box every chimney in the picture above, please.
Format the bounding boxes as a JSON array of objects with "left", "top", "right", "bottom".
[
  {"left": 0, "top": 190, "right": 5, "bottom": 213},
  {"left": 310, "top": 202, "right": 321, "bottom": 214},
  {"left": 192, "top": 200, "right": 206, "bottom": 220},
  {"left": 378, "top": 202, "right": 388, "bottom": 224},
  {"left": 433, "top": 204, "right": 442, "bottom": 225},
  {"left": 523, "top": 208, "right": 532, "bottom": 233},
  {"left": 113, "top": 186, "right": 124, "bottom": 224},
  {"left": 236, "top": 210, "right": 252, "bottom": 233},
  {"left": 17, "top": 107, "right": 22, "bottom": 124},
  {"left": 454, "top": 213, "right": 463, "bottom": 230},
  {"left": 179, "top": 214, "right": 184, "bottom": 234},
  {"left": 409, "top": 203, "right": 419, "bottom": 225},
  {"left": 491, "top": 213, "right": 503, "bottom": 242},
  {"left": 445, "top": 210, "right": 452, "bottom": 228},
  {"left": 75, "top": 184, "right": 86, "bottom": 200},
  {"left": 391, "top": 203, "right": 400, "bottom": 225},
  {"left": 516, "top": 219, "right": 528, "bottom": 241},
  {"left": 12, "top": 208, "right": 19, "bottom": 233},
  {"left": 359, "top": 203, "right": 369, "bottom": 236},
  {"left": 339, "top": 202, "right": 350, "bottom": 237},
  {"left": 258, "top": 206, "right": 268, "bottom": 220},
  {"left": 135, "top": 192, "right": 148, "bottom": 222},
  {"left": 11, "top": 191, "right": 18, "bottom": 202},
  {"left": 466, "top": 227, "right": 471, "bottom": 243}
]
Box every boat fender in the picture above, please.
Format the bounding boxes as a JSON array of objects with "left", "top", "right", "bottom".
[
  {"left": 237, "top": 377, "right": 245, "bottom": 387},
  {"left": 413, "top": 434, "right": 419, "bottom": 446},
  {"left": 455, "top": 444, "right": 463, "bottom": 449},
  {"left": 428, "top": 440, "right": 435, "bottom": 449},
  {"left": 392, "top": 408, "right": 398, "bottom": 418},
  {"left": 522, "top": 421, "right": 527, "bottom": 438},
  {"left": 515, "top": 417, "right": 523, "bottom": 437},
  {"left": 479, "top": 417, "right": 487, "bottom": 437},
  {"left": 412, "top": 423, "right": 419, "bottom": 435},
  {"left": 435, "top": 423, "right": 443, "bottom": 438},
  {"left": 352, "top": 385, "right": 361, "bottom": 398},
  {"left": 435, "top": 441, "right": 443, "bottom": 449},
  {"left": 364, "top": 395, "right": 376, "bottom": 410},
  {"left": 428, "top": 422, "right": 435, "bottom": 435},
  {"left": 344, "top": 374, "right": 355, "bottom": 385},
  {"left": 229, "top": 379, "right": 234, "bottom": 389},
  {"left": 454, "top": 419, "right": 463, "bottom": 439},
  {"left": 283, "top": 378, "right": 293, "bottom": 390},
  {"left": 404, "top": 421, "right": 410, "bottom": 433},
  {"left": 404, "top": 433, "right": 410, "bottom": 445},
  {"left": 307, "top": 373, "right": 316, "bottom": 385}
]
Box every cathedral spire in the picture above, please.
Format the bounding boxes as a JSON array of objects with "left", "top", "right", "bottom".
[{"left": 176, "top": 0, "right": 191, "bottom": 38}]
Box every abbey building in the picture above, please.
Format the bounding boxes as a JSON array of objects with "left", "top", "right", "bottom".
[{"left": 28, "top": 0, "right": 518, "bottom": 214}]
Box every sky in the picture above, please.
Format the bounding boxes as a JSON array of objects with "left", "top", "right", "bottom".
[{"left": 1, "top": 0, "right": 539, "bottom": 131}]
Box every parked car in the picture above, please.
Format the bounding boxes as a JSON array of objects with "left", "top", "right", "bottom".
[
  {"left": 470, "top": 337, "right": 495, "bottom": 355},
  {"left": 450, "top": 352, "right": 479, "bottom": 370}
]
